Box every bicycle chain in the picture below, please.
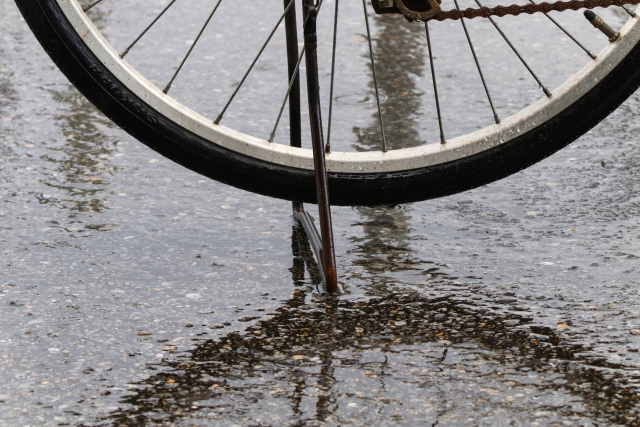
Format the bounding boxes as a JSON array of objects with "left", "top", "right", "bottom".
[{"left": 432, "top": 0, "right": 639, "bottom": 21}]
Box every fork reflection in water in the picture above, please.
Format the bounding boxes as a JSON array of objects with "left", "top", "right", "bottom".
[{"left": 103, "top": 219, "right": 639, "bottom": 426}]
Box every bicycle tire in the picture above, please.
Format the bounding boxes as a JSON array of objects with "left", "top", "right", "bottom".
[{"left": 15, "top": 0, "right": 640, "bottom": 206}]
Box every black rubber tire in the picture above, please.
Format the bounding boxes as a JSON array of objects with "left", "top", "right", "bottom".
[{"left": 15, "top": 0, "right": 640, "bottom": 206}]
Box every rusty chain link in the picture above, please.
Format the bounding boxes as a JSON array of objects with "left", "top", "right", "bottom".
[{"left": 432, "top": 0, "right": 639, "bottom": 21}]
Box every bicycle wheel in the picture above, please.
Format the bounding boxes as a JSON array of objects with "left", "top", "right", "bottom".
[{"left": 15, "top": 0, "right": 640, "bottom": 205}]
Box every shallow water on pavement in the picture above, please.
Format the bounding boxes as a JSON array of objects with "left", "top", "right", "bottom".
[{"left": 2, "top": 0, "right": 640, "bottom": 425}]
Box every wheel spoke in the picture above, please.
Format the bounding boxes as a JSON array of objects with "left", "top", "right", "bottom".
[
  {"left": 120, "top": 0, "right": 179, "bottom": 58},
  {"left": 163, "top": 0, "right": 223, "bottom": 94},
  {"left": 425, "top": 21, "right": 446, "bottom": 144},
  {"left": 475, "top": 0, "right": 552, "bottom": 98},
  {"left": 269, "top": 46, "right": 306, "bottom": 142},
  {"left": 530, "top": 0, "right": 595, "bottom": 59},
  {"left": 214, "top": 0, "right": 297, "bottom": 125},
  {"left": 622, "top": 5, "right": 637, "bottom": 16},
  {"left": 362, "top": 0, "right": 387, "bottom": 152},
  {"left": 83, "top": 0, "right": 105, "bottom": 12},
  {"left": 326, "top": 0, "right": 340, "bottom": 153},
  {"left": 454, "top": 0, "right": 499, "bottom": 124},
  {"left": 269, "top": 0, "right": 327, "bottom": 143}
]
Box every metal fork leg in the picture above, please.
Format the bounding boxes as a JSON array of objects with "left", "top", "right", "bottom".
[
  {"left": 283, "top": 0, "right": 304, "bottom": 214},
  {"left": 301, "top": 0, "right": 338, "bottom": 292}
]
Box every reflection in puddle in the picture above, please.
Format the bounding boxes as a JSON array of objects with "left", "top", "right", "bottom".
[
  {"left": 353, "top": 14, "right": 426, "bottom": 151},
  {"left": 351, "top": 205, "right": 414, "bottom": 269},
  {"left": 32, "top": 6, "right": 118, "bottom": 238},
  {"left": 43, "top": 90, "right": 116, "bottom": 214},
  {"left": 34, "top": 89, "right": 119, "bottom": 240},
  {"left": 35, "top": 67, "right": 120, "bottom": 240},
  {"left": 102, "top": 224, "right": 639, "bottom": 426}
]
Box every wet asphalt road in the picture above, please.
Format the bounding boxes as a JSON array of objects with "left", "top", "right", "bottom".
[{"left": 2, "top": 0, "right": 640, "bottom": 425}]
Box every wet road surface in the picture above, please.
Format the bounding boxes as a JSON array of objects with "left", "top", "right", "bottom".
[{"left": 2, "top": 0, "right": 640, "bottom": 425}]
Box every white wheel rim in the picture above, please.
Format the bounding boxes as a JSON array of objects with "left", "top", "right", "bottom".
[{"left": 58, "top": 0, "right": 640, "bottom": 174}]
